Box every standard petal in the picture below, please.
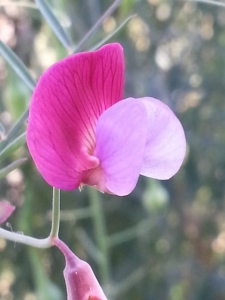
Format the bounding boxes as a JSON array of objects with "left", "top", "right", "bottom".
[
  {"left": 27, "top": 43, "right": 124, "bottom": 189},
  {"left": 94, "top": 98, "right": 148, "bottom": 196},
  {"left": 0, "top": 200, "right": 15, "bottom": 225},
  {"left": 140, "top": 97, "right": 186, "bottom": 179}
]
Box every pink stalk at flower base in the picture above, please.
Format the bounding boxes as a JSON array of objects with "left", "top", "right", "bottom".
[
  {"left": 0, "top": 200, "right": 15, "bottom": 225},
  {"left": 52, "top": 238, "right": 108, "bottom": 300},
  {"left": 27, "top": 43, "right": 186, "bottom": 196}
]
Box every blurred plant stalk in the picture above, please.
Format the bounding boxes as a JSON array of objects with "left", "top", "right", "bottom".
[{"left": 0, "top": 188, "right": 60, "bottom": 247}]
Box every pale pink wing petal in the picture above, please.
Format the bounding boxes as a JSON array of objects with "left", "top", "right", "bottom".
[
  {"left": 27, "top": 43, "right": 124, "bottom": 190},
  {"left": 140, "top": 97, "right": 186, "bottom": 179},
  {"left": 95, "top": 98, "right": 148, "bottom": 196},
  {"left": 0, "top": 200, "right": 15, "bottom": 225},
  {"left": 53, "top": 238, "right": 108, "bottom": 300}
]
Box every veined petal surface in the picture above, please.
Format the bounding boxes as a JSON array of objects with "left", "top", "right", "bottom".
[
  {"left": 27, "top": 43, "right": 124, "bottom": 189},
  {"left": 140, "top": 97, "right": 186, "bottom": 179},
  {"left": 95, "top": 98, "right": 148, "bottom": 196}
]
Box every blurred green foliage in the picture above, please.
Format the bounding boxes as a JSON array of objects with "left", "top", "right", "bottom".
[{"left": 1, "top": 0, "right": 225, "bottom": 299}]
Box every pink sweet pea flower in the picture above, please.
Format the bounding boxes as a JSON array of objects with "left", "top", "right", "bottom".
[
  {"left": 52, "top": 237, "right": 108, "bottom": 300},
  {"left": 0, "top": 200, "right": 15, "bottom": 225},
  {"left": 27, "top": 43, "right": 186, "bottom": 196}
]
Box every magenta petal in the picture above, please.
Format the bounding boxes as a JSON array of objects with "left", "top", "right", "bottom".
[
  {"left": 95, "top": 98, "right": 148, "bottom": 196},
  {"left": 139, "top": 97, "right": 186, "bottom": 179},
  {"left": 27, "top": 43, "right": 124, "bottom": 189},
  {"left": 53, "top": 238, "right": 108, "bottom": 300},
  {"left": 0, "top": 200, "right": 15, "bottom": 225}
]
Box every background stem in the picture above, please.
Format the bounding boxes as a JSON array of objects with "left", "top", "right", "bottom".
[{"left": 88, "top": 187, "right": 110, "bottom": 287}]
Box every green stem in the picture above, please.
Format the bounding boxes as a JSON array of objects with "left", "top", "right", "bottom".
[
  {"left": 0, "top": 132, "right": 26, "bottom": 160},
  {"left": 5, "top": 109, "right": 28, "bottom": 143},
  {"left": 35, "top": 0, "right": 72, "bottom": 50},
  {"left": 0, "top": 41, "right": 36, "bottom": 91},
  {"left": 0, "top": 1, "right": 38, "bottom": 9},
  {"left": 0, "top": 158, "right": 27, "bottom": 179},
  {"left": 191, "top": 0, "right": 225, "bottom": 8},
  {"left": 90, "top": 14, "right": 136, "bottom": 51},
  {"left": 0, "top": 109, "right": 28, "bottom": 152},
  {"left": 0, "top": 188, "right": 60, "bottom": 248},
  {"left": 88, "top": 187, "right": 110, "bottom": 286},
  {"left": 112, "top": 265, "right": 147, "bottom": 298},
  {"left": 107, "top": 219, "right": 151, "bottom": 248},
  {"left": 73, "top": 0, "right": 122, "bottom": 53},
  {"left": 49, "top": 188, "right": 60, "bottom": 238},
  {"left": 0, "top": 228, "right": 51, "bottom": 248}
]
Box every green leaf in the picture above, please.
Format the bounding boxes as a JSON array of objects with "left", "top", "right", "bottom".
[
  {"left": 35, "top": 0, "right": 72, "bottom": 50},
  {"left": 90, "top": 14, "right": 136, "bottom": 51},
  {"left": 192, "top": 0, "right": 225, "bottom": 7},
  {"left": 0, "top": 2, "right": 37, "bottom": 9},
  {"left": 0, "top": 132, "right": 26, "bottom": 161},
  {"left": 0, "top": 122, "right": 5, "bottom": 137},
  {"left": 0, "top": 110, "right": 28, "bottom": 152},
  {"left": 73, "top": 0, "right": 122, "bottom": 53},
  {"left": 4, "top": 69, "right": 31, "bottom": 120},
  {"left": 0, "top": 41, "right": 36, "bottom": 91},
  {"left": 0, "top": 158, "right": 27, "bottom": 179}
]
